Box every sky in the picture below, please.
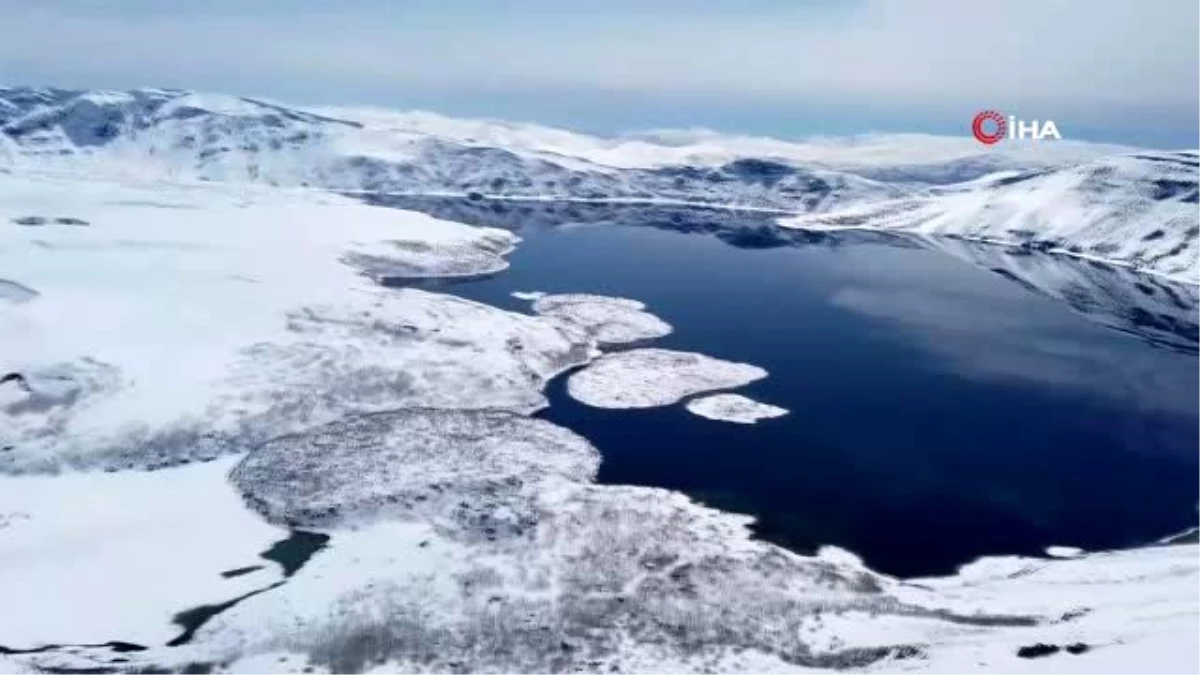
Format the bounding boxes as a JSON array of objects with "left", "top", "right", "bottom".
[{"left": 0, "top": 0, "right": 1197, "bottom": 148}]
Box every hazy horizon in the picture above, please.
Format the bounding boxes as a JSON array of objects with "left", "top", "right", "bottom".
[{"left": 2, "top": 0, "right": 1196, "bottom": 148}]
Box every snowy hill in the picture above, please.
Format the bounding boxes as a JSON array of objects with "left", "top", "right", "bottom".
[
  {"left": 0, "top": 85, "right": 1137, "bottom": 212},
  {"left": 782, "top": 152, "right": 1200, "bottom": 283}
]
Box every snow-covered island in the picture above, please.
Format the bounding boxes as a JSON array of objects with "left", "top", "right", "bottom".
[
  {"left": 567, "top": 348, "right": 768, "bottom": 409},
  {"left": 0, "top": 86, "right": 1196, "bottom": 674},
  {"left": 686, "top": 393, "right": 790, "bottom": 424}
]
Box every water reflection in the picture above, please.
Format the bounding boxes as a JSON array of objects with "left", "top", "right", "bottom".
[
  {"left": 364, "top": 194, "right": 1198, "bottom": 577},
  {"left": 821, "top": 238, "right": 1199, "bottom": 435},
  {"left": 362, "top": 194, "right": 1198, "bottom": 355},
  {"left": 359, "top": 193, "right": 920, "bottom": 250}
]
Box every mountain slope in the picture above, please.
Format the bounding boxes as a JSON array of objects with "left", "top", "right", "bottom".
[
  {"left": 0, "top": 86, "right": 910, "bottom": 211},
  {"left": 781, "top": 152, "right": 1200, "bottom": 283},
  {"left": 0, "top": 85, "right": 1137, "bottom": 212},
  {"left": 312, "top": 107, "right": 1135, "bottom": 178},
  {"left": 2, "top": 85, "right": 1194, "bottom": 282}
]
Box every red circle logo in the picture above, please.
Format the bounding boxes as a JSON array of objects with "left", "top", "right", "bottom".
[{"left": 972, "top": 110, "right": 1007, "bottom": 145}]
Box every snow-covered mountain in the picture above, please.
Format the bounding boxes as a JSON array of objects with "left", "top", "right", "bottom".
[
  {"left": 783, "top": 152, "right": 1200, "bottom": 283},
  {"left": 0, "top": 86, "right": 905, "bottom": 211},
  {"left": 2, "top": 88, "right": 1198, "bottom": 673},
  {"left": 2, "top": 85, "right": 1196, "bottom": 282},
  {"left": 0, "top": 85, "right": 1138, "bottom": 211}
]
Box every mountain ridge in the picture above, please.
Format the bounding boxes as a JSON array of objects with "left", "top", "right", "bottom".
[
  {"left": 2, "top": 85, "right": 1195, "bottom": 282},
  {"left": 0, "top": 85, "right": 1137, "bottom": 208},
  {"left": 781, "top": 151, "right": 1199, "bottom": 283}
]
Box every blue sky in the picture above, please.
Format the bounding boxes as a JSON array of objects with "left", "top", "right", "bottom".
[{"left": 1, "top": 0, "right": 1196, "bottom": 148}]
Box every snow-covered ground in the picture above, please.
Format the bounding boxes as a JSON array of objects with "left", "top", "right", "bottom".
[
  {"left": 0, "top": 278, "right": 37, "bottom": 304},
  {"left": 307, "top": 106, "right": 1135, "bottom": 176},
  {"left": 230, "top": 409, "right": 599, "bottom": 535},
  {"left": 0, "top": 455, "right": 285, "bottom": 648},
  {"left": 0, "top": 86, "right": 1163, "bottom": 215},
  {"left": 190, "top": 493, "right": 1200, "bottom": 674},
  {"left": 1, "top": 86, "right": 1197, "bottom": 674},
  {"left": 685, "top": 393, "right": 790, "bottom": 424},
  {"left": 566, "top": 348, "right": 768, "bottom": 409},
  {"left": 0, "top": 172, "right": 590, "bottom": 473},
  {"left": 3, "top": 86, "right": 1194, "bottom": 281},
  {"left": 526, "top": 293, "right": 673, "bottom": 346},
  {"left": 0, "top": 87, "right": 905, "bottom": 212},
  {"left": 781, "top": 152, "right": 1200, "bottom": 284}
]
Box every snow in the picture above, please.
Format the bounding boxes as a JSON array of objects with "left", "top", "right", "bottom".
[
  {"left": 0, "top": 172, "right": 590, "bottom": 472},
  {"left": 1158, "top": 526, "right": 1199, "bottom": 545},
  {"left": 1, "top": 84, "right": 1197, "bottom": 674},
  {"left": 781, "top": 152, "right": 1200, "bottom": 284},
  {"left": 114, "top": 481, "right": 866, "bottom": 671},
  {"left": 230, "top": 408, "right": 599, "bottom": 533},
  {"left": 341, "top": 233, "right": 516, "bottom": 280},
  {"left": 153, "top": 92, "right": 285, "bottom": 120},
  {"left": 619, "top": 129, "right": 1137, "bottom": 173},
  {"left": 312, "top": 108, "right": 1133, "bottom": 174},
  {"left": 1, "top": 86, "right": 1148, "bottom": 217},
  {"left": 0, "top": 656, "right": 25, "bottom": 675},
  {"left": 51, "top": 478, "right": 1190, "bottom": 674},
  {"left": 196, "top": 519, "right": 471, "bottom": 670},
  {"left": 0, "top": 455, "right": 285, "bottom": 648},
  {"left": 0, "top": 86, "right": 905, "bottom": 212},
  {"left": 567, "top": 348, "right": 768, "bottom": 409},
  {"left": 223, "top": 652, "right": 327, "bottom": 674},
  {"left": 0, "top": 278, "right": 37, "bottom": 304},
  {"left": 685, "top": 393, "right": 789, "bottom": 424},
  {"left": 528, "top": 293, "right": 673, "bottom": 346},
  {"left": 884, "top": 543, "right": 1200, "bottom": 673},
  {"left": 77, "top": 90, "right": 137, "bottom": 107}
]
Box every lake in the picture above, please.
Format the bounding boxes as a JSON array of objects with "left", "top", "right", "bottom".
[{"left": 372, "top": 196, "right": 1199, "bottom": 578}]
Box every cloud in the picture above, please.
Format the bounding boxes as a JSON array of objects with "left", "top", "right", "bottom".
[{"left": 0, "top": 0, "right": 1195, "bottom": 133}]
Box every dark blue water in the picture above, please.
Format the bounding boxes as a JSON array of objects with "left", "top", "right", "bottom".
[{"left": 373, "top": 196, "right": 1199, "bottom": 578}]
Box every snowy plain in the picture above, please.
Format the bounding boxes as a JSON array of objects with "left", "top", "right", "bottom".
[
  {"left": 0, "top": 172, "right": 596, "bottom": 473},
  {"left": 0, "top": 85, "right": 1197, "bottom": 673},
  {"left": 0, "top": 455, "right": 284, "bottom": 648}
]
